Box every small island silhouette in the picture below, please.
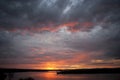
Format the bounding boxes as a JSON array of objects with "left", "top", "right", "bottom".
[{"left": 57, "top": 68, "right": 120, "bottom": 74}]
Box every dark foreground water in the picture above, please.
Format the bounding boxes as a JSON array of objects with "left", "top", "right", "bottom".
[{"left": 12, "top": 72, "right": 120, "bottom": 80}]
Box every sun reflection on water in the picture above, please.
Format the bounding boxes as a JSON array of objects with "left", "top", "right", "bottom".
[{"left": 43, "top": 71, "right": 57, "bottom": 79}]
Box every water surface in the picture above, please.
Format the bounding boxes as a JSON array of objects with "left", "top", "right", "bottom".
[{"left": 13, "top": 72, "right": 120, "bottom": 80}]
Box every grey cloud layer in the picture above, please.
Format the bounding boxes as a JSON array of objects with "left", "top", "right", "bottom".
[
  {"left": 0, "top": 0, "right": 120, "bottom": 29},
  {"left": 0, "top": 0, "right": 120, "bottom": 66}
]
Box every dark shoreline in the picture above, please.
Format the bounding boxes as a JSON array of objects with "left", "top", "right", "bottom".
[
  {"left": 57, "top": 68, "right": 120, "bottom": 74},
  {"left": 0, "top": 68, "right": 49, "bottom": 73},
  {"left": 0, "top": 68, "right": 120, "bottom": 74}
]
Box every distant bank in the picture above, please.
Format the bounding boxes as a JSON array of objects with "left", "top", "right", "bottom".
[
  {"left": 0, "top": 68, "right": 49, "bottom": 73},
  {"left": 57, "top": 68, "right": 120, "bottom": 74},
  {"left": 0, "top": 68, "right": 120, "bottom": 74}
]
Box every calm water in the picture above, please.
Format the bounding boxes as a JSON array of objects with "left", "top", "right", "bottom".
[{"left": 13, "top": 72, "right": 120, "bottom": 80}]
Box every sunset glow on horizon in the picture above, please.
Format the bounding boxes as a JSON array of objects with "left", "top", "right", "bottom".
[{"left": 0, "top": 0, "right": 120, "bottom": 69}]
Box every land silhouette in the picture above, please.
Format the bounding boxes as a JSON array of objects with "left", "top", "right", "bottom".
[
  {"left": 0, "top": 68, "right": 120, "bottom": 80},
  {"left": 56, "top": 68, "right": 120, "bottom": 74},
  {"left": 0, "top": 68, "right": 120, "bottom": 73}
]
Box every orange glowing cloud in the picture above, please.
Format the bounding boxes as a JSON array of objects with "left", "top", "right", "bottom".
[{"left": 1, "top": 21, "right": 94, "bottom": 33}]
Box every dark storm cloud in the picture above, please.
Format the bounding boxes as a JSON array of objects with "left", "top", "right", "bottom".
[
  {"left": 0, "top": 32, "right": 19, "bottom": 59},
  {"left": 0, "top": 0, "right": 120, "bottom": 68},
  {"left": 0, "top": 0, "right": 40, "bottom": 28},
  {"left": 65, "top": 23, "right": 120, "bottom": 59},
  {"left": 0, "top": 0, "right": 120, "bottom": 30},
  {"left": 0, "top": 31, "right": 14, "bottom": 58},
  {"left": 104, "top": 25, "right": 120, "bottom": 59},
  {"left": 0, "top": 0, "right": 63, "bottom": 29}
]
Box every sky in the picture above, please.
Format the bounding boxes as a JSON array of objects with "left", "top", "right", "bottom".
[{"left": 0, "top": 0, "right": 120, "bottom": 69}]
